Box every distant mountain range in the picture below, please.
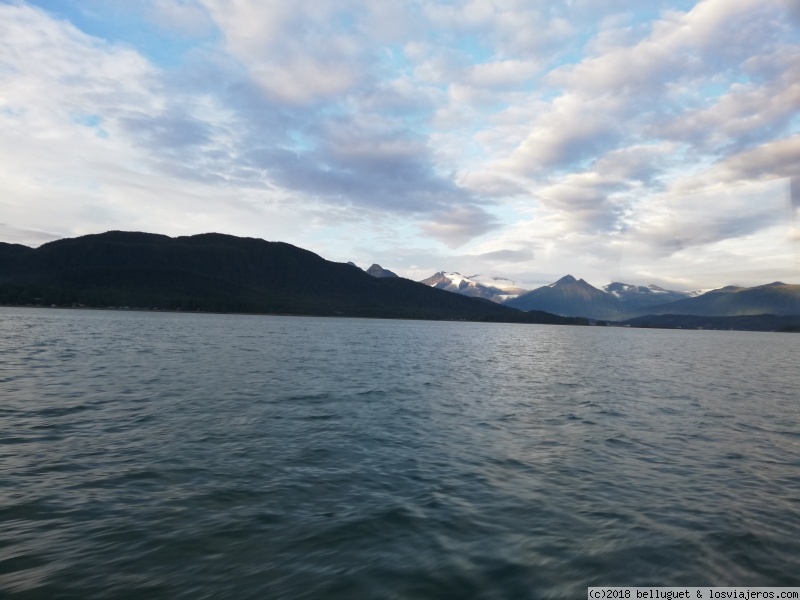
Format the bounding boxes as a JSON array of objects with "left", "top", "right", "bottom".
[
  {"left": 419, "top": 272, "right": 528, "bottom": 303},
  {"left": 423, "top": 270, "right": 799, "bottom": 321},
  {"left": 416, "top": 272, "right": 701, "bottom": 314},
  {"left": 0, "top": 231, "right": 585, "bottom": 326},
  {"left": 627, "top": 282, "right": 800, "bottom": 317},
  {"left": 525, "top": 275, "right": 799, "bottom": 319},
  {"left": 2, "top": 232, "right": 796, "bottom": 330}
]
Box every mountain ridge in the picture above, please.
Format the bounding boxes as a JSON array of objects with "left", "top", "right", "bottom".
[
  {"left": 0, "top": 231, "right": 586, "bottom": 325},
  {"left": 3, "top": 234, "right": 796, "bottom": 322},
  {"left": 624, "top": 282, "right": 800, "bottom": 317},
  {"left": 498, "top": 273, "right": 799, "bottom": 320}
]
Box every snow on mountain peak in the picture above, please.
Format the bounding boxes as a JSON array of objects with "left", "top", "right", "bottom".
[{"left": 419, "top": 271, "right": 529, "bottom": 302}]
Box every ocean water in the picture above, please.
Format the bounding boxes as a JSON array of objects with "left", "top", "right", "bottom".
[{"left": 1, "top": 307, "right": 799, "bottom": 599}]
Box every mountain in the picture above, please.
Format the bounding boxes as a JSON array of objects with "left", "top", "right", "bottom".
[
  {"left": 505, "top": 275, "right": 623, "bottom": 319},
  {"left": 604, "top": 282, "right": 693, "bottom": 311},
  {"left": 419, "top": 271, "right": 528, "bottom": 303},
  {"left": 469, "top": 274, "right": 529, "bottom": 298},
  {"left": 0, "top": 231, "right": 586, "bottom": 325},
  {"left": 366, "top": 264, "right": 398, "bottom": 278},
  {"left": 505, "top": 275, "right": 799, "bottom": 320},
  {"left": 625, "top": 282, "right": 800, "bottom": 317}
]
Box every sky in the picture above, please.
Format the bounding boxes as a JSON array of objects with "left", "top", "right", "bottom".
[{"left": 1, "top": 0, "right": 799, "bottom": 291}]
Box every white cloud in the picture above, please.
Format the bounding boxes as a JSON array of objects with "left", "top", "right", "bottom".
[
  {"left": 0, "top": 4, "right": 306, "bottom": 244},
  {"left": 504, "top": 93, "right": 626, "bottom": 174},
  {"left": 465, "top": 59, "right": 541, "bottom": 88},
  {"left": 629, "top": 178, "right": 792, "bottom": 253},
  {"left": 458, "top": 171, "right": 529, "bottom": 197},
  {"left": 500, "top": 0, "right": 793, "bottom": 177},
  {"left": 673, "top": 136, "right": 800, "bottom": 195},
  {"left": 145, "top": 0, "right": 213, "bottom": 36},
  {"left": 420, "top": 205, "right": 501, "bottom": 248},
  {"left": 657, "top": 48, "right": 800, "bottom": 151},
  {"left": 198, "top": 0, "right": 366, "bottom": 104}
]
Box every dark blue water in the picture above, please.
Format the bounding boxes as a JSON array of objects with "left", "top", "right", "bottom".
[{"left": 1, "top": 307, "right": 799, "bottom": 599}]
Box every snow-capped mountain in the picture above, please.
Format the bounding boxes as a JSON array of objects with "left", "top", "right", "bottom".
[
  {"left": 419, "top": 272, "right": 529, "bottom": 303},
  {"left": 603, "top": 282, "right": 693, "bottom": 310},
  {"left": 685, "top": 289, "right": 710, "bottom": 298},
  {"left": 469, "top": 274, "right": 529, "bottom": 295}
]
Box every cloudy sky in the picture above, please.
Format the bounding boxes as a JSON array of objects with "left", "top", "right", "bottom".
[{"left": 1, "top": 0, "right": 798, "bottom": 290}]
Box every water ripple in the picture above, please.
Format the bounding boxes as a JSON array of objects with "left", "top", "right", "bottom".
[{"left": 1, "top": 308, "right": 799, "bottom": 598}]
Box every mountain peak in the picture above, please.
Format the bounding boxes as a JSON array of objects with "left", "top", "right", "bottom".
[
  {"left": 419, "top": 271, "right": 528, "bottom": 303},
  {"left": 366, "top": 264, "right": 399, "bottom": 278},
  {"left": 507, "top": 274, "right": 620, "bottom": 318}
]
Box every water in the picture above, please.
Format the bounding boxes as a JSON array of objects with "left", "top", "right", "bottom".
[{"left": 1, "top": 307, "right": 799, "bottom": 599}]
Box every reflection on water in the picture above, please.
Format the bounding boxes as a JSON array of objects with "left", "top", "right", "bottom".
[{"left": 1, "top": 308, "right": 799, "bottom": 598}]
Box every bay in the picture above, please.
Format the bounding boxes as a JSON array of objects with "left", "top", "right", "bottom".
[{"left": 1, "top": 307, "right": 799, "bottom": 599}]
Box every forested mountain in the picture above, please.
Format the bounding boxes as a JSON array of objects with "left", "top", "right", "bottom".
[{"left": 0, "top": 231, "right": 585, "bottom": 325}]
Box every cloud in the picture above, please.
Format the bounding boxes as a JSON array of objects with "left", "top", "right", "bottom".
[
  {"left": 505, "top": 144, "right": 675, "bottom": 235},
  {"left": 152, "top": 2, "right": 498, "bottom": 240},
  {"left": 2, "top": 0, "right": 799, "bottom": 287},
  {"left": 628, "top": 178, "right": 792, "bottom": 255},
  {"left": 145, "top": 0, "right": 213, "bottom": 37},
  {"left": 241, "top": 116, "right": 478, "bottom": 215},
  {"left": 656, "top": 47, "right": 800, "bottom": 152},
  {"left": 473, "top": 248, "right": 534, "bottom": 262},
  {"left": 458, "top": 171, "right": 529, "bottom": 197},
  {"left": 783, "top": 0, "right": 800, "bottom": 24},
  {"left": 501, "top": 0, "right": 794, "bottom": 176},
  {"left": 120, "top": 111, "right": 211, "bottom": 149},
  {"left": 0, "top": 3, "right": 494, "bottom": 244},
  {"left": 422, "top": 1, "right": 573, "bottom": 59},
  {"left": 198, "top": 0, "right": 367, "bottom": 104},
  {"left": 536, "top": 172, "right": 626, "bottom": 232},
  {"left": 504, "top": 93, "right": 625, "bottom": 174},
  {"left": 471, "top": 0, "right": 800, "bottom": 282},
  {"left": 592, "top": 144, "right": 675, "bottom": 182},
  {"left": 420, "top": 205, "right": 501, "bottom": 248},
  {"left": 464, "top": 59, "right": 541, "bottom": 88},
  {"left": 673, "top": 136, "right": 800, "bottom": 195},
  {"left": 0, "top": 4, "right": 296, "bottom": 242},
  {"left": 0, "top": 223, "right": 62, "bottom": 246},
  {"left": 0, "top": 4, "right": 156, "bottom": 113}
]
